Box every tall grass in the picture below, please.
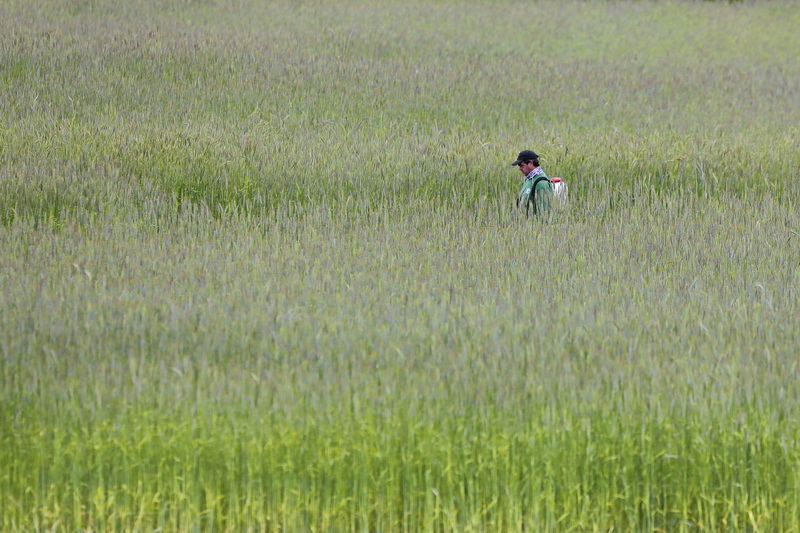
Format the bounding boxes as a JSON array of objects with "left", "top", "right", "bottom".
[{"left": 2, "top": 0, "right": 800, "bottom": 530}]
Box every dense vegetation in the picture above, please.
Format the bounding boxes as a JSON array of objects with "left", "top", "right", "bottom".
[{"left": 2, "top": 0, "right": 799, "bottom": 530}]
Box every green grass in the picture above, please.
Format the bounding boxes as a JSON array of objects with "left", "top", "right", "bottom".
[{"left": 2, "top": 0, "right": 800, "bottom": 530}]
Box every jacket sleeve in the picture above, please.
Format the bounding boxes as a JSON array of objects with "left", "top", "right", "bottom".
[
  {"left": 518, "top": 180, "right": 533, "bottom": 209},
  {"left": 534, "top": 181, "right": 553, "bottom": 213}
]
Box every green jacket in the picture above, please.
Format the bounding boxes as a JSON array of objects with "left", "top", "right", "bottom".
[{"left": 518, "top": 169, "right": 553, "bottom": 216}]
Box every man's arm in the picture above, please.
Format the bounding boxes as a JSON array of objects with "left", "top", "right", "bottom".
[
  {"left": 535, "top": 180, "right": 553, "bottom": 214},
  {"left": 518, "top": 179, "right": 532, "bottom": 209}
]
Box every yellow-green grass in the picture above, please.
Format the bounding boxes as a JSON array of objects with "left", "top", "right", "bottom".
[{"left": 2, "top": 0, "right": 800, "bottom": 530}]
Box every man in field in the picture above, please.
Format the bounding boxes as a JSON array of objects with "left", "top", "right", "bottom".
[{"left": 512, "top": 149, "right": 553, "bottom": 217}]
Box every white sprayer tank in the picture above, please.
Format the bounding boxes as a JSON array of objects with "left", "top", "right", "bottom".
[{"left": 551, "top": 177, "right": 568, "bottom": 204}]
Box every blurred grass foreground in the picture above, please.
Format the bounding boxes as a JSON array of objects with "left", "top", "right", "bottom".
[{"left": 2, "top": 0, "right": 800, "bottom": 530}]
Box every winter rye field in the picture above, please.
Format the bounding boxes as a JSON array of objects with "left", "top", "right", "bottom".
[{"left": 2, "top": 0, "right": 800, "bottom": 530}]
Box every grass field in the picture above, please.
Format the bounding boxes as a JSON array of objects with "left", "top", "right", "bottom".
[{"left": 2, "top": 0, "right": 800, "bottom": 530}]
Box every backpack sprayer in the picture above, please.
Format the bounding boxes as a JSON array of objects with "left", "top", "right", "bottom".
[{"left": 550, "top": 177, "right": 568, "bottom": 204}]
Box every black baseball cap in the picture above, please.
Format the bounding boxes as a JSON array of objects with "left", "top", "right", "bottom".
[{"left": 511, "top": 150, "right": 538, "bottom": 166}]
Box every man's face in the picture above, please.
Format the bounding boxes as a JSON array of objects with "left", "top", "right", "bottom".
[{"left": 518, "top": 161, "right": 535, "bottom": 175}]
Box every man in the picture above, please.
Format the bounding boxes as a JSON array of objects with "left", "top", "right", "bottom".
[{"left": 512, "top": 149, "right": 553, "bottom": 217}]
